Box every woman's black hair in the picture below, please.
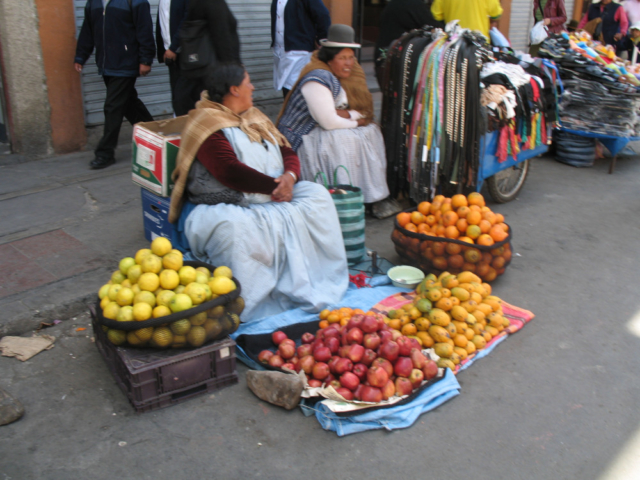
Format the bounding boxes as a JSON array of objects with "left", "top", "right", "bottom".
[
  {"left": 204, "top": 63, "right": 246, "bottom": 103},
  {"left": 317, "top": 46, "right": 346, "bottom": 64}
]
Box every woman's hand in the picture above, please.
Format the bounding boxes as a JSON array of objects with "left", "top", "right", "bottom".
[
  {"left": 356, "top": 118, "right": 367, "bottom": 127},
  {"left": 271, "top": 172, "right": 296, "bottom": 202},
  {"left": 543, "top": 18, "right": 551, "bottom": 26},
  {"left": 336, "top": 109, "right": 351, "bottom": 119}
]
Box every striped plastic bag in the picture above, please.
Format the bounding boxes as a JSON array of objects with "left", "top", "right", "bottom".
[{"left": 315, "top": 166, "right": 366, "bottom": 265}]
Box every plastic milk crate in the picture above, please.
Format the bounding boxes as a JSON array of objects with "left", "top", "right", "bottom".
[
  {"left": 140, "top": 187, "right": 172, "bottom": 242},
  {"left": 91, "top": 310, "right": 238, "bottom": 413}
]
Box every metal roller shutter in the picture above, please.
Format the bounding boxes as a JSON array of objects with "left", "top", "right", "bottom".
[{"left": 74, "top": 0, "right": 279, "bottom": 126}]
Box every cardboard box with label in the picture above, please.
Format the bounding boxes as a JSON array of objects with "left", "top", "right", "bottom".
[{"left": 132, "top": 116, "right": 187, "bottom": 197}]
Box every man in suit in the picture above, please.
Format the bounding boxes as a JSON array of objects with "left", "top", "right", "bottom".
[{"left": 75, "top": 0, "right": 155, "bottom": 170}]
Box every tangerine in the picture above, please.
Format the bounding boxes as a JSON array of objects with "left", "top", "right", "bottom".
[
  {"left": 456, "top": 218, "right": 468, "bottom": 234},
  {"left": 466, "top": 224, "right": 482, "bottom": 239},
  {"left": 467, "top": 192, "right": 486, "bottom": 207},
  {"left": 457, "top": 206, "right": 470, "bottom": 219},
  {"left": 430, "top": 202, "right": 442, "bottom": 214},
  {"left": 477, "top": 234, "right": 495, "bottom": 246},
  {"left": 495, "top": 213, "right": 505, "bottom": 223},
  {"left": 440, "top": 203, "right": 453, "bottom": 215},
  {"left": 397, "top": 212, "right": 411, "bottom": 227},
  {"left": 432, "top": 242, "right": 446, "bottom": 256},
  {"left": 444, "top": 226, "right": 460, "bottom": 239},
  {"left": 464, "top": 248, "right": 482, "bottom": 263},
  {"left": 467, "top": 210, "right": 482, "bottom": 226},
  {"left": 489, "top": 224, "right": 509, "bottom": 242},
  {"left": 411, "top": 211, "right": 425, "bottom": 225},
  {"left": 483, "top": 211, "right": 497, "bottom": 225},
  {"left": 447, "top": 254, "right": 464, "bottom": 270},
  {"left": 462, "top": 262, "right": 476, "bottom": 273},
  {"left": 478, "top": 219, "right": 492, "bottom": 234},
  {"left": 432, "top": 256, "right": 448, "bottom": 270},
  {"left": 475, "top": 263, "right": 490, "bottom": 278},
  {"left": 442, "top": 211, "right": 459, "bottom": 227},
  {"left": 418, "top": 223, "right": 431, "bottom": 234},
  {"left": 319, "top": 320, "right": 329, "bottom": 329},
  {"left": 446, "top": 242, "right": 462, "bottom": 255},
  {"left": 492, "top": 256, "right": 506, "bottom": 270},
  {"left": 418, "top": 202, "right": 431, "bottom": 215},
  {"left": 451, "top": 194, "right": 468, "bottom": 208},
  {"left": 483, "top": 267, "right": 498, "bottom": 282},
  {"left": 401, "top": 323, "right": 418, "bottom": 336},
  {"left": 433, "top": 195, "right": 445, "bottom": 204},
  {"left": 425, "top": 214, "right": 437, "bottom": 226},
  {"left": 405, "top": 223, "right": 418, "bottom": 233},
  {"left": 435, "top": 225, "right": 446, "bottom": 236}
]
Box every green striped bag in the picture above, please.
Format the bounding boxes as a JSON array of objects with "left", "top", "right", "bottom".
[{"left": 315, "top": 166, "right": 366, "bottom": 265}]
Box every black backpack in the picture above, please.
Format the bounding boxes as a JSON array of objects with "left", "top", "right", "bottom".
[{"left": 178, "top": 19, "right": 216, "bottom": 78}]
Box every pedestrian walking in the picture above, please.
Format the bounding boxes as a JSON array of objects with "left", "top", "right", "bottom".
[
  {"left": 74, "top": 0, "right": 156, "bottom": 170},
  {"left": 430, "top": 0, "right": 503, "bottom": 39},
  {"left": 271, "top": 0, "right": 331, "bottom": 99}
]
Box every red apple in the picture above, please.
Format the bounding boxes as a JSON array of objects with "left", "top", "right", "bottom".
[
  {"left": 308, "top": 379, "right": 322, "bottom": 388},
  {"left": 278, "top": 342, "right": 296, "bottom": 359},
  {"left": 352, "top": 363, "right": 368, "bottom": 381},
  {"left": 299, "top": 355, "right": 315, "bottom": 374},
  {"left": 334, "top": 357, "right": 353, "bottom": 375},
  {"left": 396, "top": 336, "right": 413, "bottom": 357},
  {"left": 324, "top": 336, "right": 340, "bottom": 354},
  {"left": 271, "top": 331, "right": 287, "bottom": 346},
  {"left": 379, "top": 330, "right": 393, "bottom": 344},
  {"left": 325, "top": 373, "right": 336, "bottom": 384},
  {"left": 346, "top": 328, "right": 364, "bottom": 345},
  {"left": 394, "top": 357, "right": 413, "bottom": 378},
  {"left": 408, "top": 337, "right": 422, "bottom": 351},
  {"left": 297, "top": 344, "right": 312, "bottom": 358},
  {"left": 301, "top": 332, "right": 315, "bottom": 344},
  {"left": 340, "top": 371, "right": 361, "bottom": 391},
  {"left": 363, "top": 332, "right": 381, "bottom": 350},
  {"left": 410, "top": 348, "right": 427, "bottom": 369},
  {"left": 313, "top": 346, "right": 331, "bottom": 363},
  {"left": 361, "top": 348, "right": 377, "bottom": 366},
  {"left": 268, "top": 355, "right": 284, "bottom": 368},
  {"left": 329, "top": 379, "right": 341, "bottom": 389},
  {"left": 328, "top": 356, "right": 341, "bottom": 374},
  {"left": 380, "top": 341, "right": 400, "bottom": 362},
  {"left": 324, "top": 327, "right": 340, "bottom": 340},
  {"left": 258, "top": 350, "right": 274, "bottom": 364},
  {"left": 281, "top": 362, "right": 295, "bottom": 371},
  {"left": 361, "top": 315, "right": 379, "bottom": 333},
  {"left": 409, "top": 368, "right": 424, "bottom": 389},
  {"left": 381, "top": 379, "right": 396, "bottom": 400},
  {"left": 353, "top": 384, "right": 364, "bottom": 401},
  {"left": 312, "top": 362, "right": 330, "bottom": 380},
  {"left": 422, "top": 359, "right": 439, "bottom": 380},
  {"left": 372, "top": 357, "right": 393, "bottom": 377},
  {"left": 346, "top": 315, "right": 364, "bottom": 330},
  {"left": 339, "top": 345, "right": 350, "bottom": 358},
  {"left": 315, "top": 329, "right": 325, "bottom": 340},
  {"left": 347, "top": 344, "right": 365, "bottom": 363},
  {"left": 395, "top": 377, "right": 413, "bottom": 396},
  {"left": 361, "top": 386, "right": 383, "bottom": 403},
  {"left": 367, "top": 365, "right": 390, "bottom": 388},
  {"left": 336, "top": 387, "right": 354, "bottom": 401},
  {"left": 391, "top": 329, "right": 403, "bottom": 341}
]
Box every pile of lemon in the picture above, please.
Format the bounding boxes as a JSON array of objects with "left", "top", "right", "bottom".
[
  {"left": 98, "top": 237, "right": 241, "bottom": 348},
  {"left": 386, "top": 270, "right": 509, "bottom": 371}
]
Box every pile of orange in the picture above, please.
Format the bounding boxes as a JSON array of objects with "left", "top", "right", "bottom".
[
  {"left": 391, "top": 192, "right": 512, "bottom": 281},
  {"left": 317, "top": 307, "right": 382, "bottom": 329}
]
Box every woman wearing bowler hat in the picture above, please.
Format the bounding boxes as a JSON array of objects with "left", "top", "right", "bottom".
[{"left": 276, "top": 24, "right": 401, "bottom": 219}]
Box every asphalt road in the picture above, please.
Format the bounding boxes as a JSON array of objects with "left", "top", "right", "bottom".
[{"left": 2, "top": 152, "right": 640, "bottom": 480}]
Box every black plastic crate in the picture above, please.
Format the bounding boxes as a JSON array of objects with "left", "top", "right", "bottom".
[{"left": 91, "top": 312, "right": 238, "bottom": 413}]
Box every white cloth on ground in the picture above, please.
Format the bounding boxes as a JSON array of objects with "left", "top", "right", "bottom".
[
  {"left": 297, "top": 122, "right": 390, "bottom": 204},
  {"left": 183, "top": 126, "right": 349, "bottom": 322}
]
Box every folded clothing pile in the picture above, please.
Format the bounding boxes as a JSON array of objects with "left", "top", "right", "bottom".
[{"left": 559, "top": 79, "right": 640, "bottom": 136}]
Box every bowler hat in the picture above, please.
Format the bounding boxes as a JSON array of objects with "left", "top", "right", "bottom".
[
  {"left": 319, "top": 24, "right": 361, "bottom": 49},
  {"left": 567, "top": 19, "right": 579, "bottom": 32}
]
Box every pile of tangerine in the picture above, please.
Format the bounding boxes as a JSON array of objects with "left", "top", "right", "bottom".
[{"left": 318, "top": 307, "right": 381, "bottom": 329}]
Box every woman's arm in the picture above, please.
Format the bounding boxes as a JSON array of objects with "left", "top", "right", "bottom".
[
  {"left": 301, "top": 81, "right": 359, "bottom": 130},
  {"left": 196, "top": 132, "right": 278, "bottom": 194},
  {"left": 546, "top": 0, "right": 567, "bottom": 27}
]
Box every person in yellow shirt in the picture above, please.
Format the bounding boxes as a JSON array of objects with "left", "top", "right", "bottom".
[{"left": 431, "top": 0, "right": 503, "bottom": 39}]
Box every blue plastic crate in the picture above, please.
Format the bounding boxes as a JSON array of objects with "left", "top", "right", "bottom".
[{"left": 140, "top": 187, "right": 172, "bottom": 241}]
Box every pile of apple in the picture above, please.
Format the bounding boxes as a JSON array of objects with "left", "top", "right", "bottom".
[{"left": 258, "top": 313, "right": 439, "bottom": 403}]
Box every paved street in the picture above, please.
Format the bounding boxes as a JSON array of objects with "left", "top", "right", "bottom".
[{"left": 1, "top": 141, "right": 640, "bottom": 478}]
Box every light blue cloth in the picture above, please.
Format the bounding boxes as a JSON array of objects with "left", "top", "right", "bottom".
[
  {"left": 184, "top": 126, "right": 349, "bottom": 323},
  {"left": 313, "top": 368, "right": 460, "bottom": 436}
]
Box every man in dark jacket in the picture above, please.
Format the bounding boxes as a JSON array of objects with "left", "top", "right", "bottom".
[
  {"left": 271, "top": 0, "right": 331, "bottom": 97},
  {"left": 156, "top": 0, "right": 193, "bottom": 115},
  {"left": 75, "top": 0, "right": 155, "bottom": 169}
]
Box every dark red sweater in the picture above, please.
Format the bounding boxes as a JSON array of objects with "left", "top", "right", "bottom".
[{"left": 196, "top": 131, "right": 301, "bottom": 195}]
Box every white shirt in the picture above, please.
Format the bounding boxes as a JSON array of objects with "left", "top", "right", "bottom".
[
  {"left": 159, "top": 0, "right": 172, "bottom": 51},
  {"left": 273, "top": 0, "right": 313, "bottom": 91},
  {"left": 301, "top": 82, "right": 361, "bottom": 130}
]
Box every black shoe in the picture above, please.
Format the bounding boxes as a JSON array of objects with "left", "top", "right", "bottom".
[{"left": 90, "top": 156, "right": 115, "bottom": 169}]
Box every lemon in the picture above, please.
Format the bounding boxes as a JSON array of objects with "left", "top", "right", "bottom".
[
  {"left": 135, "top": 248, "right": 152, "bottom": 264},
  {"left": 186, "top": 326, "right": 206, "bottom": 347},
  {"left": 162, "top": 251, "right": 183, "bottom": 271},
  {"left": 127, "top": 264, "right": 142, "bottom": 284},
  {"left": 209, "top": 276, "right": 237, "bottom": 295},
  {"left": 153, "top": 305, "right": 172, "bottom": 318},
  {"left": 114, "top": 287, "right": 133, "bottom": 306},
  {"left": 170, "top": 319, "right": 192, "bottom": 336},
  {"left": 141, "top": 254, "right": 163, "bottom": 274},
  {"left": 178, "top": 266, "right": 197, "bottom": 286},
  {"left": 207, "top": 305, "right": 225, "bottom": 319},
  {"left": 133, "top": 302, "right": 152, "bottom": 321},
  {"left": 131, "top": 284, "right": 141, "bottom": 295},
  {"left": 103, "top": 302, "right": 121, "bottom": 320},
  {"left": 213, "top": 266, "right": 233, "bottom": 279},
  {"left": 107, "top": 284, "right": 123, "bottom": 301},
  {"left": 107, "top": 329, "right": 126, "bottom": 345},
  {"left": 134, "top": 327, "right": 154, "bottom": 342},
  {"left": 138, "top": 272, "right": 160, "bottom": 292},
  {"left": 126, "top": 332, "right": 146, "bottom": 346},
  {"left": 151, "top": 327, "right": 173, "bottom": 348},
  {"left": 120, "top": 279, "right": 132, "bottom": 289},
  {"left": 134, "top": 290, "right": 157, "bottom": 308},
  {"left": 201, "top": 283, "right": 213, "bottom": 301},
  {"left": 98, "top": 284, "right": 111, "bottom": 300},
  {"left": 156, "top": 290, "right": 176, "bottom": 307},
  {"left": 189, "top": 311, "right": 207, "bottom": 326},
  {"left": 116, "top": 305, "right": 134, "bottom": 322},
  {"left": 151, "top": 237, "right": 173, "bottom": 257},
  {"left": 172, "top": 335, "right": 187, "bottom": 348},
  {"left": 184, "top": 282, "right": 207, "bottom": 305},
  {"left": 169, "top": 293, "right": 193, "bottom": 313},
  {"left": 159, "top": 269, "right": 180, "bottom": 290},
  {"left": 119, "top": 257, "right": 136, "bottom": 275},
  {"left": 195, "top": 272, "right": 209, "bottom": 284},
  {"left": 228, "top": 297, "right": 245, "bottom": 315},
  {"left": 174, "top": 285, "right": 186, "bottom": 294},
  {"left": 111, "top": 270, "right": 126, "bottom": 284},
  {"left": 203, "top": 319, "right": 223, "bottom": 339},
  {"left": 196, "top": 266, "right": 211, "bottom": 277},
  {"left": 100, "top": 295, "right": 111, "bottom": 310}
]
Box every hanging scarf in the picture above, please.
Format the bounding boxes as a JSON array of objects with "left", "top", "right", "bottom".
[
  {"left": 276, "top": 51, "right": 375, "bottom": 126},
  {"left": 169, "top": 93, "right": 290, "bottom": 223}
]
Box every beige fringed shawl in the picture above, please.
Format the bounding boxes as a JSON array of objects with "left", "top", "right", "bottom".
[
  {"left": 276, "top": 51, "right": 375, "bottom": 126},
  {"left": 169, "top": 94, "right": 291, "bottom": 223}
]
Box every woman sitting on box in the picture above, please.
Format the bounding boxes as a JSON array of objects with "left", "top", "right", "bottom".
[
  {"left": 168, "top": 63, "right": 348, "bottom": 323},
  {"left": 276, "top": 24, "right": 400, "bottom": 219}
]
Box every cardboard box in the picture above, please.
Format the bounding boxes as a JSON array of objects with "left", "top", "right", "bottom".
[
  {"left": 140, "top": 188, "right": 172, "bottom": 242},
  {"left": 132, "top": 116, "right": 187, "bottom": 197}
]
